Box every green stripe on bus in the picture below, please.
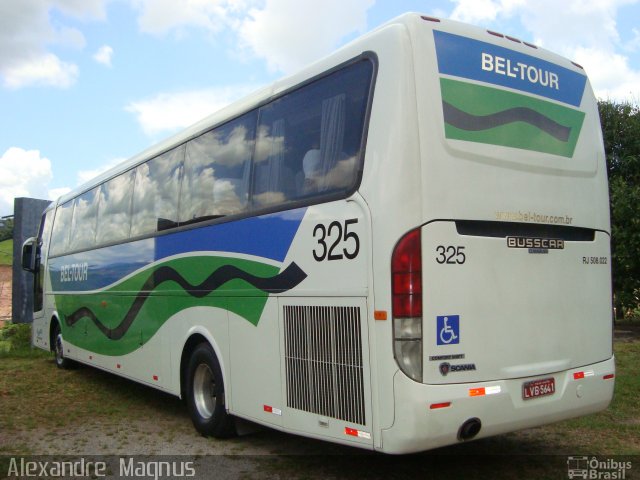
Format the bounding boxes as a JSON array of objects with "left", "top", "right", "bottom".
[
  {"left": 440, "top": 78, "right": 585, "bottom": 158},
  {"left": 55, "top": 256, "right": 279, "bottom": 356}
]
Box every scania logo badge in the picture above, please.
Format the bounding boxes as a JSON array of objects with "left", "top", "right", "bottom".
[{"left": 439, "top": 362, "right": 477, "bottom": 376}]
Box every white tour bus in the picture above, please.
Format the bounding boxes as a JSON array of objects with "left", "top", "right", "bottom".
[{"left": 22, "top": 13, "right": 614, "bottom": 453}]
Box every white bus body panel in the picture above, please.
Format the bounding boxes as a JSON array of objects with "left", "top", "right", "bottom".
[{"left": 422, "top": 223, "right": 612, "bottom": 384}]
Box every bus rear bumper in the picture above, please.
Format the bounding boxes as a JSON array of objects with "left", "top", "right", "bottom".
[{"left": 380, "top": 356, "right": 615, "bottom": 454}]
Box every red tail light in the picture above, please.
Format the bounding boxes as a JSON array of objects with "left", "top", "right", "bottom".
[{"left": 392, "top": 229, "right": 422, "bottom": 318}]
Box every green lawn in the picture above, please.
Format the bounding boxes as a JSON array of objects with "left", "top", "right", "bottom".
[
  {"left": 0, "top": 323, "right": 637, "bottom": 479},
  {"left": 0, "top": 239, "right": 12, "bottom": 266}
]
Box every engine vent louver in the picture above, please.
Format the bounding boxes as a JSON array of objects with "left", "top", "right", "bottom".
[{"left": 283, "top": 306, "right": 365, "bottom": 426}]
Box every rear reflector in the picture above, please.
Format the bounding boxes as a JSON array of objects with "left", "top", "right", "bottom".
[
  {"left": 345, "top": 427, "right": 371, "bottom": 439},
  {"left": 573, "top": 370, "right": 594, "bottom": 380},
  {"left": 263, "top": 405, "right": 282, "bottom": 415},
  {"left": 603, "top": 374, "right": 615, "bottom": 380},
  {"left": 430, "top": 402, "right": 451, "bottom": 410},
  {"left": 469, "top": 385, "right": 501, "bottom": 397}
]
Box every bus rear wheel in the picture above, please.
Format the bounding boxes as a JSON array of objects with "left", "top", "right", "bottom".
[{"left": 186, "top": 343, "right": 236, "bottom": 438}]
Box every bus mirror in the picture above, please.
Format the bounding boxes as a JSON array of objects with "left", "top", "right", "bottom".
[{"left": 21, "top": 237, "right": 38, "bottom": 273}]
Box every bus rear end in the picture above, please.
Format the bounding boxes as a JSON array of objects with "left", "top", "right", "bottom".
[{"left": 379, "top": 16, "right": 614, "bottom": 453}]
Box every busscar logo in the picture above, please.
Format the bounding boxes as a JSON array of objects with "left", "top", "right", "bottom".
[
  {"left": 439, "top": 362, "right": 476, "bottom": 376},
  {"left": 507, "top": 237, "right": 564, "bottom": 249}
]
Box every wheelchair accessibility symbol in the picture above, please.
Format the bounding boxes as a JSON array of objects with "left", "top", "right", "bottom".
[{"left": 437, "top": 315, "right": 460, "bottom": 345}]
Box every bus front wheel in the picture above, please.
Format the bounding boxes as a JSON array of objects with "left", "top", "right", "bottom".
[
  {"left": 186, "top": 343, "right": 236, "bottom": 438},
  {"left": 52, "top": 323, "right": 75, "bottom": 370}
]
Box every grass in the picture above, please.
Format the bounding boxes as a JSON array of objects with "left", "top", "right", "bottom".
[
  {"left": 0, "top": 323, "right": 637, "bottom": 479},
  {"left": 0, "top": 238, "right": 12, "bottom": 266}
]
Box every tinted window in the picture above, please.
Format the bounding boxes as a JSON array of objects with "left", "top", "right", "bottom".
[
  {"left": 96, "top": 171, "right": 134, "bottom": 244},
  {"left": 68, "top": 187, "right": 100, "bottom": 251},
  {"left": 131, "top": 146, "right": 184, "bottom": 236},
  {"left": 50, "top": 202, "right": 73, "bottom": 256},
  {"left": 180, "top": 112, "right": 255, "bottom": 223},
  {"left": 252, "top": 59, "right": 373, "bottom": 209}
]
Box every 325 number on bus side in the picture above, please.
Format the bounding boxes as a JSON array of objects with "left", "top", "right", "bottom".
[{"left": 313, "top": 219, "right": 360, "bottom": 261}]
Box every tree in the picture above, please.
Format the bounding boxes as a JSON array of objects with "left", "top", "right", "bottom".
[
  {"left": 599, "top": 100, "right": 640, "bottom": 318},
  {"left": 0, "top": 217, "right": 13, "bottom": 242}
]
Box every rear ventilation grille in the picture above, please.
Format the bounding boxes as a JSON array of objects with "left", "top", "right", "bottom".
[{"left": 283, "top": 306, "right": 365, "bottom": 426}]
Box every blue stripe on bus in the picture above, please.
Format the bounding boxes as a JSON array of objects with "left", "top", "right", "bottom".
[
  {"left": 154, "top": 208, "right": 306, "bottom": 264},
  {"left": 49, "top": 208, "right": 306, "bottom": 292},
  {"left": 433, "top": 30, "right": 587, "bottom": 107}
]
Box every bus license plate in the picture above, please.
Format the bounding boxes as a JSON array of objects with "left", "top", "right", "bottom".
[{"left": 522, "top": 378, "right": 555, "bottom": 400}]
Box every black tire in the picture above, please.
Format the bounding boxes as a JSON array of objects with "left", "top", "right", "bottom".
[
  {"left": 52, "top": 323, "right": 75, "bottom": 370},
  {"left": 186, "top": 343, "right": 236, "bottom": 438}
]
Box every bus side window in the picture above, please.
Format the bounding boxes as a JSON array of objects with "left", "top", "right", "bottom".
[
  {"left": 131, "top": 146, "right": 184, "bottom": 236},
  {"left": 180, "top": 111, "right": 256, "bottom": 223},
  {"left": 34, "top": 209, "right": 53, "bottom": 311},
  {"left": 96, "top": 171, "right": 134, "bottom": 245},
  {"left": 252, "top": 117, "right": 297, "bottom": 208},
  {"left": 68, "top": 187, "right": 100, "bottom": 252},
  {"left": 251, "top": 59, "right": 372, "bottom": 209},
  {"left": 49, "top": 200, "right": 74, "bottom": 257}
]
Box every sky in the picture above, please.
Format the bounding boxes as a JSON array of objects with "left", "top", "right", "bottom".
[{"left": 1, "top": 0, "right": 639, "bottom": 217}]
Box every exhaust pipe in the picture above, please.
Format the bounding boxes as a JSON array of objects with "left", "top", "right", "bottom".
[{"left": 458, "top": 417, "right": 482, "bottom": 441}]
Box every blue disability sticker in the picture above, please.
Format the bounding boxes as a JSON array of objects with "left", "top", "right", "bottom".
[{"left": 437, "top": 315, "right": 460, "bottom": 345}]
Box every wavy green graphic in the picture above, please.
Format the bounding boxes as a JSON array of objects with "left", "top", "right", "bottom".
[
  {"left": 441, "top": 78, "right": 585, "bottom": 157},
  {"left": 55, "top": 256, "right": 294, "bottom": 356}
]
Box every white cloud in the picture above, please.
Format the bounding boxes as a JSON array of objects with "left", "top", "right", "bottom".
[
  {"left": 0, "top": 148, "right": 53, "bottom": 216},
  {"left": 0, "top": 0, "right": 107, "bottom": 89},
  {"left": 625, "top": 27, "right": 640, "bottom": 52},
  {"left": 447, "top": 0, "right": 640, "bottom": 102},
  {"left": 77, "top": 157, "right": 125, "bottom": 184},
  {"left": 126, "top": 85, "right": 258, "bottom": 136},
  {"left": 3, "top": 53, "right": 79, "bottom": 89},
  {"left": 48, "top": 187, "right": 72, "bottom": 201},
  {"left": 52, "top": 0, "right": 108, "bottom": 20},
  {"left": 93, "top": 45, "right": 114, "bottom": 67},
  {"left": 131, "top": 0, "right": 244, "bottom": 35},
  {"left": 239, "top": 0, "right": 374, "bottom": 73},
  {"left": 450, "top": 0, "right": 524, "bottom": 24},
  {"left": 130, "top": 0, "right": 374, "bottom": 74},
  {"left": 0, "top": 147, "right": 123, "bottom": 215},
  {"left": 573, "top": 47, "right": 640, "bottom": 101}
]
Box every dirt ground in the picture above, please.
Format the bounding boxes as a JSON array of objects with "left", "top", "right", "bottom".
[{"left": 0, "top": 265, "right": 11, "bottom": 326}]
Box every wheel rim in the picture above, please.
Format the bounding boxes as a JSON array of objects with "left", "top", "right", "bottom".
[
  {"left": 193, "top": 363, "right": 216, "bottom": 419},
  {"left": 55, "top": 333, "right": 64, "bottom": 365}
]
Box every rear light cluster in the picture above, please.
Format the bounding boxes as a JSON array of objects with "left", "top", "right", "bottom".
[{"left": 392, "top": 228, "right": 423, "bottom": 382}]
